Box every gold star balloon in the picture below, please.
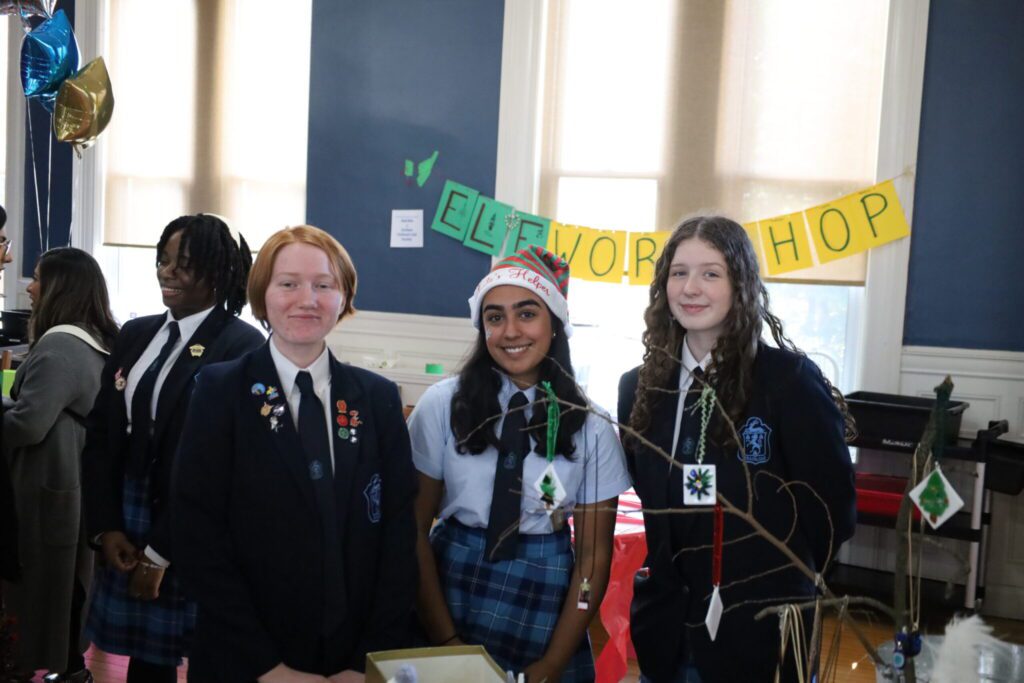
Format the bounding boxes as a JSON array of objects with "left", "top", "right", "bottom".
[{"left": 52, "top": 56, "right": 114, "bottom": 150}]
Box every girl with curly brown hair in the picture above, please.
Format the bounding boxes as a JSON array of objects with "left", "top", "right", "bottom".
[{"left": 618, "top": 215, "right": 857, "bottom": 683}]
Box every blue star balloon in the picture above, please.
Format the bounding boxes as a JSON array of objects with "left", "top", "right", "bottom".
[{"left": 20, "top": 9, "right": 80, "bottom": 112}]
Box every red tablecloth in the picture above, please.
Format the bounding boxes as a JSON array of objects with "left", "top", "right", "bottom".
[{"left": 595, "top": 490, "right": 647, "bottom": 683}]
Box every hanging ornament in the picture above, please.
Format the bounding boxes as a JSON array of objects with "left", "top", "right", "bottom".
[
  {"left": 0, "top": 0, "right": 55, "bottom": 20},
  {"left": 534, "top": 381, "right": 567, "bottom": 511},
  {"left": 52, "top": 56, "right": 114, "bottom": 151},
  {"left": 684, "top": 382, "right": 717, "bottom": 506},
  {"left": 705, "top": 502, "right": 724, "bottom": 640},
  {"left": 20, "top": 8, "right": 80, "bottom": 112},
  {"left": 908, "top": 464, "right": 964, "bottom": 529}
]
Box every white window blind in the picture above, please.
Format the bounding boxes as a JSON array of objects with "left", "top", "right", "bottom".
[{"left": 103, "top": 0, "right": 311, "bottom": 249}]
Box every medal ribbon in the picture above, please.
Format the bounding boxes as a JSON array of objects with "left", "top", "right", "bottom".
[{"left": 712, "top": 501, "right": 723, "bottom": 586}]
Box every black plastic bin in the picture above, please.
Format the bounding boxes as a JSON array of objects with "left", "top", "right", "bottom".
[
  {"left": 985, "top": 440, "right": 1024, "bottom": 495},
  {"left": 846, "top": 391, "right": 968, "bottom": 449}
]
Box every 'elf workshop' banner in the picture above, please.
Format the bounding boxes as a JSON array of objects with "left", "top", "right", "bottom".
[{"left": 430, "top": 179, "right": 910, "bottom": 285}]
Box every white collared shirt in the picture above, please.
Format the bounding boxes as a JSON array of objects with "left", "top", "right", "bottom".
[
  {"left": 125, "top": 306, "right": 215, "bottom": 428},
  {"left": 408, "top": 373, "right": 632, "bottom": 534},
  {"left": 134, "top": 306, "right": 215, "bottom": 568},
  {"left": 268, "top": 337, "right": 335, "bottom": 471},
  {"left": 670, "top": 335, "right": 713, "bottom": 461}
]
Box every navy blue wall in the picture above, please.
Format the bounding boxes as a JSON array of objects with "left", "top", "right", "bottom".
[
  {"left": 904, "top": 0, "right": 1024, "bottom": 351},
  {"left": 305, "top": 0, "right": 504, "bottom": 318},
  {"left": 20, "top": 1, "right": 76, "bottom": 278}
]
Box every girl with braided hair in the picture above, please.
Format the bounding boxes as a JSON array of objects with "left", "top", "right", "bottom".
[
  {"left": 618, "top": 215, "right": 856, "bottom": 683},
  {"left": 83, "top": 214, "right": 264, "bottom": 682}
]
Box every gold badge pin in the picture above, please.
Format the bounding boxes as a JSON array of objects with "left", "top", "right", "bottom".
[{"left": 189, "top": 344, "right": 205, "bottom": 358}]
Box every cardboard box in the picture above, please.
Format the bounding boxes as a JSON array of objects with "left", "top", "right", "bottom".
[{"left": 366, "top": 645, "right": 507, "bottom": 683}]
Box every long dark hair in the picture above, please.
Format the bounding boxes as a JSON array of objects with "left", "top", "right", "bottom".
[
  {"left": 451, "top": 314, "right": 587, "bottom": 458},
  {"left": 629, "top": 215, "right": 855, "bottom": 445},
  {"left": 156, "top": 214, "right": 252, "bottom": 316},
  {"left": 29, "top": 247, "right": 119, "bottom": 350}
]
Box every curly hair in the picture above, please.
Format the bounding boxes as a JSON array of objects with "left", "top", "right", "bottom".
[
  {"left": 628, "top": 215, "right": 854, "bottom": 445},
  {"left": 451, "top": 315, "right": 587, "bottom": 459}
]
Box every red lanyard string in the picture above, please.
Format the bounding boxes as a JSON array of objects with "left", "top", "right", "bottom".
[{"left": 712, "top": 501, "right": 723, "bottom": 586}]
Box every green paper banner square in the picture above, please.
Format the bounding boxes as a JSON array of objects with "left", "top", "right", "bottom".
[
  {"left": 463, "top": 196, "right": 513, "bottom": 256},
  {"left": 431, "top": 180, "right": 480, "bottom": 241},
  {"left": 502, "top": 213, "right": 551, "bottom": 256}
]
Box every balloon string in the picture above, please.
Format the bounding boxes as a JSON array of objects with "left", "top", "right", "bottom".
[
  {"left": 46, "top": 124, "right": 53, "bottom": 251},
  {"left": 26, "top": 99, "right": 44, "bottom": 255},
  {"left": 712, "top": 501, "right": 723, "bottom": 586}
]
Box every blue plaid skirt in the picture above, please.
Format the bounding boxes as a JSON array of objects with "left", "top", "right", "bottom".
[
  {"left": 85, "top": 474, "right": 196, "bottom": 666},
  {"left": 431, "top": 520, "right": 594, "bottom": 681}
]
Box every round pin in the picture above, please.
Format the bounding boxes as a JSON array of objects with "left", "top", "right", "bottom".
[
  {"left": 338, "top": 427, "right": 350, "bottom": 440},
  {"left": 251, "top": 383, "right": 266, "bottom": 395}
]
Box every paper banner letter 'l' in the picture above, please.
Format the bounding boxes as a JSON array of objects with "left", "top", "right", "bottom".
[{"left": 463, "top": 196, "right": 513, "bottom": 256}]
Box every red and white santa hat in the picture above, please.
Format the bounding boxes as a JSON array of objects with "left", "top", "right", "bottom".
[{"left": 468, "top": 246, "right": 573, "bottom": 337}]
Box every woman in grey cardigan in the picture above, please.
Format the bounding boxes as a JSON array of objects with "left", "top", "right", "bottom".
[{"left": 2, "top": 248, "right": 119, "bottom": 682}]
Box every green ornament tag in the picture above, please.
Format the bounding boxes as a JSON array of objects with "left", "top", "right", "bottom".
[{"left": 908, "top": 464, "right": 964, "bottom": 529}]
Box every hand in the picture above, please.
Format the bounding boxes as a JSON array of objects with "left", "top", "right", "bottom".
[
  {"left": 258, "top": 663, "right": 330, "bottom": 683},
  {"left": 328, "top": 671, "right": 364, "bottom": 683},
  {"left": 524, "top": 659, "right": 563, "bottom": 683},
  {"left": 128, "top": 560, "right": 165, "bottom": 600},
  {"left": 100, "top": 531, "right": 138, "bottom": 572}
]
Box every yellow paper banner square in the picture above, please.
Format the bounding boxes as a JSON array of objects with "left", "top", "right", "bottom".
[
  {"left": 760, "top": 212, "right": 813, "bottom": 275},
  {"left": 806, "top": 195, "right": 872, "bottom": 264},
  {"left": 852, "top": 180, "right": 911, "bottom": 247},
  {"left": 576, "top": 228, "right": 627, "bottom": 283},
  {"left": 628, "top": 231, "right": 670, "bottom": 286},
  {"left": 742, "top": 222, "right": 766, "bottom": 274},
  {"left": 547, "top": 222, "right": 588, "bottom": 266}
]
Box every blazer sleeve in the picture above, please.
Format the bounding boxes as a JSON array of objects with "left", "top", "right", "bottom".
[
  {"left": 171, "top": 367, "right": 282, "bottom": 679},
  {"left": 83, "top": 326, "right": 133, "bottom": 539},
  {"left": 617, "top": 369, "right": 639, "bottom": 481},
  {"left": 776, "top": 356, "right": 857, "bottom": 570},
  {"left": 355, "top": 379, "right": 418, "bottom": 660}
]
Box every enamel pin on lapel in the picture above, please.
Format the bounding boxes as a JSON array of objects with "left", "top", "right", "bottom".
[
  {"left": 189, "top": 344, "right": 205, "bottom": 358},
  {"left": 336, "top": 399, "right": 362, "bottom": 443},
  {"left": 114, "top": 367, "right": 127, "bottom": 391},
  {"left": 252, "top": 383, "right": 284, "bottom": 432}
]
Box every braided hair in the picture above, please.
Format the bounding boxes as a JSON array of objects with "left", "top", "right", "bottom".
[{"left": 155, "top": 214, "right": 252, "bottom": 316}]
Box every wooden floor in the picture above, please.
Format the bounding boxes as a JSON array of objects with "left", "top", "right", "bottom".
[{"left": 16, "top": 613, "right": 1024, "bottom": 682}]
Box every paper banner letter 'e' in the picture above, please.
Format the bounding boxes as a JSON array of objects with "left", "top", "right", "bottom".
[
  {"left": 463, "top": 196, "right": 513, "bottom": 256},
  {"left": 431, "top": 181, "right": 479, "bottom": 241}
]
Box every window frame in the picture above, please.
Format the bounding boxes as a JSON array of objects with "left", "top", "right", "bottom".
[{"left": 494, "top": 0, "right": 930, "bottom": 395}]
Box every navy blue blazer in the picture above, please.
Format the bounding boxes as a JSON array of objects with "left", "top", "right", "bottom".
[
  {"left": 618, "top": 343, "right": 856, "bottom": 683},
  {"left": 172, "top": 342, "right": 418, "bottom": 681},
  {"left": 83, "top": 307, "right": 264, "bottom": 558}
]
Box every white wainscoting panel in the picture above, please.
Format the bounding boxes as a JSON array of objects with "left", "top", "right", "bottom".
[{"left": 326, "top": 310, "right": 476, "bottom": 405}]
